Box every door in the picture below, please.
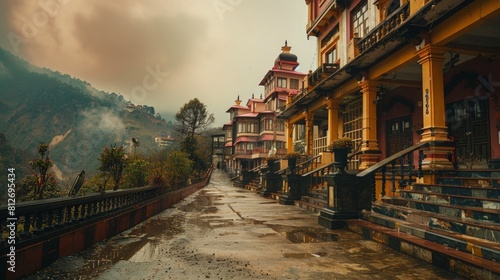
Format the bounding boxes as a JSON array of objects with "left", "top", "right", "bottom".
[
  {"left": 446, "top": 99, "right": 489, "bottom": 167},
  {"left": 386, "top": 116, "right": 412, "bottom": 157}
]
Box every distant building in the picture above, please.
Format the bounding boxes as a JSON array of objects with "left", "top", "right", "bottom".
[
  {"left": 223, "top": 43, "right": 306, "bottom": 175},
  {"left": 155, "top": 135, "right": 175, "bottom": 147}
]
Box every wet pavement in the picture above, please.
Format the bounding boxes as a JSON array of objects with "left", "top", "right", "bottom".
[{"left": 26, "top": 169, "right": 463, "bottom": 279}]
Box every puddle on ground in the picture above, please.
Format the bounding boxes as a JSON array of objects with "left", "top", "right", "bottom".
[
  {"left": 267, "top": 225, "right": 340, "bottom": 243},
  {"left": 36, "top": 213, "right": 187, "bottom": 279},
  {"left": 177, "top": 190, "right": 222, "bottom": 212},
  {"left": 284, "top": 252, "right": 328, "bottom": 259},
  {"left": 128, "top": 239, "right": 162, "bottom": 263}
]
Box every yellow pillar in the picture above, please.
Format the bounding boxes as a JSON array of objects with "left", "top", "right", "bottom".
[
  {"left": 285, "top": 120, "right": 294, "bottom": 153},
  {"left": 417, "top": 44, "right": 453, "bottom": 170},
  {"left": 326, "top": 98, "right": 340, "bottom": 144},
  {"left": 359, "top": 80, "right": 381, "bottom": 170},
  {"left": 305, "top": 112, "right": 314, "bottom": 156}
]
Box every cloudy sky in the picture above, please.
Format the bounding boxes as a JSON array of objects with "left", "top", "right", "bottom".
[{"left": 0, "top": 0, "right": 316, "bottom": 127}]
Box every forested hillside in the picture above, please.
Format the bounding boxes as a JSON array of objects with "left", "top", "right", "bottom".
[{"left": 0, "top": 48, "right": 173, "bottom": 192}]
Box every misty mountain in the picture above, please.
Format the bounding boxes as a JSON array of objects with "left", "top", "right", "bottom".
[{"left": 0, "top": 48, "right": 174, "bottom": 186}]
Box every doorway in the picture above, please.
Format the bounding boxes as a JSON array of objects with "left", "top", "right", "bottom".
[
  {"left": 446, "top": 99, "right": 490, "bottom": 167},
  {"left": 386, "top": 116, "right": 412, "bottom": 157}
]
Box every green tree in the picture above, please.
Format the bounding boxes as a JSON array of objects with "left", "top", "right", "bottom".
[
  {"left": 122, "top": 156, "right": 149, "bottom": 188},
  {"left": 98, "top": 144, "right": 127, "bottom": 191},
  {"left": 16, "top": 143, "right": 61, "bottom": 201},
  {"left": 174, "top": 98, "right": 214, "bottom": 175},
  {"left": 80, "top": 173, "right": 114, "bottom": 195},
  {"left": 148, "top": 148, "right": 169, "bottom": 188},
  {"left": 174, "top": 98, "right": 215, "bottom": 139},
  {"left": 165, "top": 151, "right": 193, "bottom": 188}
]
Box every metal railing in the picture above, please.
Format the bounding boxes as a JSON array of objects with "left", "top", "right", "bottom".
[{"left": 357, "top": 142, "right": 430, "bottom": 201}]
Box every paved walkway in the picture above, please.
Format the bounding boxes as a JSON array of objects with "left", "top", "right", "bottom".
[{"left": 28, "top": 169, "right": 462, "bottom": 279}]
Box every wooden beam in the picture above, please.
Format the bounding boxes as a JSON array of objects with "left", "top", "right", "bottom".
[
  {"left": 431, "top": 0, "right": 500, "bottom": 46},
  {"left": 445, "top": 43, "right": 500, "bottom": 58},
  {"left": 378, "top": 78, "right": 421, "bottom": 88}
]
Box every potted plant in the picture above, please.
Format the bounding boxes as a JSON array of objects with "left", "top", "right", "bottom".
[
  {"left": 329, "top": 137, "right": 353, "bottom": 172},
  {"left": 284, "top": 152, "right": 301, "bottom": 169}
]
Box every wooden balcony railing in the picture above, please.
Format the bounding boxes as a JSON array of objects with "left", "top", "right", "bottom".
[
  {"left": 307, "top": 63, "right": 339, "bottom": 87},
  {"left": 357, "top": 2, "right": 410, "bottom": 54}
]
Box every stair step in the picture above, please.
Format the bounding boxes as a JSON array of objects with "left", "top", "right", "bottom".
[
  {"left": 294, "top": 200, "right": 323, "bottom": 214},
  {"left": 397, "top": 189, "right": 500, "bottom": 208},
  {"left": 270, "top": 192, "right": 282, "bottom": 201},
  {"left": 372, "top": 201, "right": 500, "bottom": 243},
  {"left": 347, "top": 219, "right": 500, "bottom": 279},
  {"left": 306, "top": 190, "right": 328, "bottom": 200},
  {"left": 300, "top": 196, "right": 327, "bottom": 208},
  {"left": 362, "top": 210, "right": 500, "bottom": 262},
  {"left": 437, "top": 177, "right": 500, "bottom": 188},
  {"left": 412, "top": 183, "right": 500, "bottom": 199},
  {"left": 383, "top": 196, "right": 500, "bottom": 223}
]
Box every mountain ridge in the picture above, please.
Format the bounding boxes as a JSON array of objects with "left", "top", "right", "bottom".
[{"left": 0, "top": 48, "right": 174, "bottom": 187}]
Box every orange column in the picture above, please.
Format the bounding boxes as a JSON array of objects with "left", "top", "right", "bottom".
[
  {"left": 305, "top": 111, "right": 314, "bottom": 156},
  {"left": 326, "top": 97, "right": 340, "bottom": 144},
  {"left": 359, "top": 80, "right": 381, "bottom": 170},
  {"left": 285, "top": 120, "right": 294, "bottom": 153},
  {"left": 416, "top": 44, "right": 453, "bottom": 170}
]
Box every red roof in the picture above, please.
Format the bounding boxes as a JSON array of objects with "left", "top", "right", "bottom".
[
  {"left": 259, "top": 69, "right": 306, "bottom": 85},
  {"left": 234, "top": 136, "right": 257, "bottom": 145},
  {"left": 226, "top": 105, "right": 249, "bottom": 112},
  {"left": 234, "top": 112, "right": 259, "bottom": 118},
  {"left": 259, "top": 134, "right": 275, "bottom": 141}
]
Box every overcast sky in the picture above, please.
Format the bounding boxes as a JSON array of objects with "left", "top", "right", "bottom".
[{"left": 0, "top": 0, "right": 317, "bottom": 127}]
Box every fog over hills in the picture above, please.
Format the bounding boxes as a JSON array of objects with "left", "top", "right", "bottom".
[{"left": 0, "top": 48, "right": 174, "bottom": 187}]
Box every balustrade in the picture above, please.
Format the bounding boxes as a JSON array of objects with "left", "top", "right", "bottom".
[
  {"left": 357, "top": 142, "right": 432, "bottom": 201},
  {"left": 0, "top": 171, "right": 211, "bottom": 247},
  {"left": 357, "top": 3, "right": 410, "bottom": 54}
]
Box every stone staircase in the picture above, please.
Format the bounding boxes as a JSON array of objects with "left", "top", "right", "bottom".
[
  {"left": 245, "top": 176, "right": 261, "bottom": 192},
  {"left": 294, "top": 189, "right": 328, "bottom": 214},
  {"left": 348, "top": 171, "right": 500, "bottom": 279}
]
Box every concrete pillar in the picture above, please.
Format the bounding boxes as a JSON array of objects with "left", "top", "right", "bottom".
[
  {"left": 359, "top": 80, "right": 381, "bottom": 170},
  {"left": 326, "top": 98, "right": 340, "bottom": 145},
  {"left": 417, "top": 44, "right": 454, "bottom": 170},
  {"left": 286, "top": 120, "right": 294, "bottom": 152},
  {"left": 305, "top": 111, "right": 314, "bottom": 156}
]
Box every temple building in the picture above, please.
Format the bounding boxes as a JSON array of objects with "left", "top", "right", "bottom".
[{"left": 223, "top": 43, "right": 306, "bottom": 177}]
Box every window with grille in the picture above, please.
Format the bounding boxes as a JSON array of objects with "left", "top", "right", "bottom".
[
  {"left": 352, "top": 2, "right": 368, "bottom": 38},
  {"left": 342, "top": 97, "right": 362, "bottom": 170}
]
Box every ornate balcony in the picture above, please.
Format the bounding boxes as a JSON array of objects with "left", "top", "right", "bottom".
[
  {"left": 357, "top": 2, "right": 410, "bottom": 54},
  {"left": 307, "top": 0, "right": 349, "bottom": 37},
  {"left": 308, "top": 63, "right": 339, "bottom": 88}
]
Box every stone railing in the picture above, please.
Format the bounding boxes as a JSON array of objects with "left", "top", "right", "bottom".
[
  {"left": 358, "top": 2, "right": 410, "bottom": 54},
  {"left": 0, "top": 168, "right": 213, "bottom": 247}
]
